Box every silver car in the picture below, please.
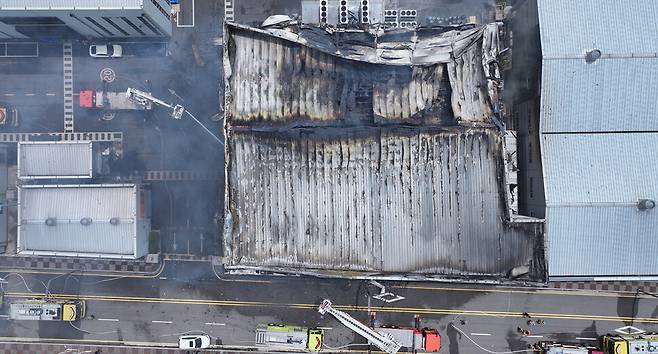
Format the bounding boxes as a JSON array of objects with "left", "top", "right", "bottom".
[{"left": 89, "top": 44, "right": 123, "bottom": 58}]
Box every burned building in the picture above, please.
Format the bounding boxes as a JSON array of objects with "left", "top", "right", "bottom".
[{"left": 222, "top": 21, "right": 544, "bottom": 279}]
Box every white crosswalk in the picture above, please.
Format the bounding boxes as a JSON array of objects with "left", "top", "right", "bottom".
[{"left": 62, "top": 42, "right": 74, "bottom": 133}]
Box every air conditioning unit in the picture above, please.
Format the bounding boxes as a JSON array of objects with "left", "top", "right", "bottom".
[
  {"left": 399, "top": 9, "right": 417, "bottom": 20},
  {"left": 339, "top": 0, "right": 348, "bottom": 24},
  {"left": 360, "top": 0, "right": 369, "bottom": 23},
  {"left": 320, "top": 0, "right": 328, "bottom": 23}
]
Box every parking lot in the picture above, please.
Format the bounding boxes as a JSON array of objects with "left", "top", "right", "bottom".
[{"left": 0, "top": 0, "right": 224, "bottom": 258}]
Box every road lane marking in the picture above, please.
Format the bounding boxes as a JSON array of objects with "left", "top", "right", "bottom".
[
  {"left": 151, "top": 320, "right": 173, "bottom": 324},
  {"left": 0, "top": 315, "right": 8, "bottom": 319},
  {"left": 159, "top": 276, "right": 167, "bottom": 280},
  {"left": 576, "top": 337, "right": 598, "bottom": 341},
  {"left": 470, "top": 333, "right": 491, "bottom": 336},
  {"left": 317, "top": 327, "right": 333, "bottom": 330},
  {"left": 25, "top": 93, "right": 34, "bottom": 96},
  {"left": 46, "top": 93, "right": 56, "bottom": 96},
  {"left": 204, "top": 322, "right": 225, "bottom": 326},
  {"left": 526, "top": 335, "right": 543, "bottom": 338},
  {"left": 395, "top": 285, "right": 655, "bottom": 299},
  {"left": 3, "top": 94, "right": 14, "bottom": 96},
  {"left": 97, "top": 318, "right": 119, "bottom": 322},
  {"left": 6, "top": 291, "right": 658, "bottom": 324}
]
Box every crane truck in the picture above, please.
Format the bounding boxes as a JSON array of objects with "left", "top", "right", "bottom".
[
  {"left": 79, "top": 89, "right": 153, "bottom": 111},
  {"left": 9, "top": 299, "right": 85, "bottom": 321}
]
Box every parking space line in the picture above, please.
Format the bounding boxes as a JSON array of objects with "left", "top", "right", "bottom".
[
  {"left": 46, "top": 93, "right": 56, "bottom": 96},
  {"left": 151, "top": 320, "right": 173, "bottom": 324},
  {"left": 177, "top": 0, "right": 196, "bottom": 28},
  {"left": 526, "top": 335, "right": 544, "bottom": 338},
  {"left": 25, "top": 93, "right": 34, "bottom": 96},
  {"left": 204, "top": 322, "right": 225, "bottom": 326},
  {"left": 0, "top": 315, "right": 8, "bottom": 319},
  {"left": 576, "top": 337, "right": 597, "bottom": 341},
  {"left": 97, "top": 318, "right": 119, "bottom": 322},
  {"left": 470, "top": 333, "right": 491, "bottom": 336},
  {"left": 3, "top": 93, "right": 14, "bottom": 96}
]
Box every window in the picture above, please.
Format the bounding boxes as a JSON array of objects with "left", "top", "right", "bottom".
[
  {"left": 85, "top": 17, "right": 113, "bottom": 36},
  {"left": 0, "top": 17, "right": 64, "bottom": 25},
  {"left": 137, "top": 16, "right": 162, "bottom": 35},
  {"left": 150, "top": 0, "right": 171, "bottom": 20},
  {"left": 121, "top": 17, "right": 146, "bottom": 36},
  {"left": 102, "top": 17, "right": 129, "bottom": 36}
]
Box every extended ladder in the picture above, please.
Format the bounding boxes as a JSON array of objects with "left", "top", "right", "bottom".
[{"left": 318, "top": 299, "right": 402, "bottom": 354}]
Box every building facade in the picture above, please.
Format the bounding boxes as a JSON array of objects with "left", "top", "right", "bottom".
[{"left": 0, "top": 0, "right": 172, "bottom": 40}]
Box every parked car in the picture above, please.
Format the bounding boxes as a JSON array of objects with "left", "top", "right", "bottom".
[
  {"left": 178, "top": 334, "right": 211, "bottom": 349},
  {"left": 89, "top": 44, "right": 123, "bottom": 58}
]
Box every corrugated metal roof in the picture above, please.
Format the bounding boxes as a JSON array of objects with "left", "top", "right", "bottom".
[
  {"left": 0, "top": 0, "right": 143, "bottom": 10},
  {"left": 225, "top": 129, "right": 539, "bottom": 275},
  {"left": 538, "top": 0, "right": 658, "bottom": 58},
  {"left": 226, "top": 24, "right": 497, "bottom": 126},
  {"left": 18, "top": 184, "right": 139, "bottom": 257},
  {"left": 542, "top": 134, "right": 658, "bottom": 205},
  {"left": 540, "top": 58, "right": 658, "bottom": 133},
  {"left": 539, "top": 0, "right": 658, "bottom": 279},
  {"left": 546, "top": 206, "right": 658, "bottom": 277},
  {"left": 18, "top": 141, "right": 92, "bottom": 179}
]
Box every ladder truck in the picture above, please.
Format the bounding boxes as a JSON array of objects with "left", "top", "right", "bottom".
[{"left": 318, "top": 299, "right": 402, "bottom": 354}]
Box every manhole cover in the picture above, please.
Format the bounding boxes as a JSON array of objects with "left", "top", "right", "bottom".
[{"left": 100, "top": 67, "right": 116, "bottom": 83}]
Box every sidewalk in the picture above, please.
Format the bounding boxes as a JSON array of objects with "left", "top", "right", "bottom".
[
  {"left": 0, "top": 342, "right": 182, "bottom": 354},
  {"left": 0, "top": 255, "right": 161, "bottom": 275},
  {"left": 549, "top": 281, "right": 658, "bottom": 294}
]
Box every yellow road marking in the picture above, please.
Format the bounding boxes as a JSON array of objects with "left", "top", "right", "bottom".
[
  {"left": 395, "top": 285, "right": 654, "bottom": 299},
  {"left": 6, "top": 292, "right": 657, "bottom": 324}
]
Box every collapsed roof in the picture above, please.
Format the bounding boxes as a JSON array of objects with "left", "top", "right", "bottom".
[{"left": 222, "top": 22, "right": 544, "bottom": 279}]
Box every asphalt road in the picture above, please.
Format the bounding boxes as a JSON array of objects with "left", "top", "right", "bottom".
[{"left": 1, "top": 261, "right": 657, "bottom": 352}]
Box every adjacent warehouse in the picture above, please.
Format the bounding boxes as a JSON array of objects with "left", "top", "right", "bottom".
[
  {"left": 0, "top": 0, "right": 171, "bottom": 39},
  {"left": 17, "top": 184, "right": 150, "bottom": 259},
  {"left": 18, "top": 141, "right": 93, "bottom": 179},
  {"left": 223, "top": 23, "right": 544, "bottom": 279},
  {"left": 538, "top": 0, "right": 658, "bottom": 280}
]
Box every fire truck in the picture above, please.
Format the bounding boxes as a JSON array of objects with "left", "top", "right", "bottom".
[
  {"left": 602, "top": 334, "right": 658, "bottom": 354},
  {"left": 537, "top": 342, "right": 603, "bottom": 354},
  {"left": 255, "top": 323, "right": 324, "bottom": 351},
  {"left": 79, "top": 89, "right": 153, "bottom": 111},
  {"left": 376, "top": 325, "right": 441, "bottom": 352},
  {"left": 9, "top": 299, "right": 85, "bottom": 321}
]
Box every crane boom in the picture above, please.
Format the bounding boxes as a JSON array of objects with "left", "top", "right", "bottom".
[{"left": 318, "top": 299, "right": 402, "bottom": 354}]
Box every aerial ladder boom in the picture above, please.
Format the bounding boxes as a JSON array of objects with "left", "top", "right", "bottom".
[{"left": 318, "top": 299, "right": 402, "bottom": 354}]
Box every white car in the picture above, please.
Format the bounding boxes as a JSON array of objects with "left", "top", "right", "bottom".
[
  {"left": 89, "top": 44, "right": 123, "bottom": 58},
  {"left": 178, "top": 334, "right": 211, "bottom": 349}
]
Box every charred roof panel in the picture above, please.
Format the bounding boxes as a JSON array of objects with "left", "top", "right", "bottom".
[
  {"left": 226, "top": 23, "right": 500, "bottom": 126},
  {"left": 224, "top": 22, "right": 543, "bottom": 279},
  {"left": 225, "top": 129, "right": 539, "bottom": 275}
]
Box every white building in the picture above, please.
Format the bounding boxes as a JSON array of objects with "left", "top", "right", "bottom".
[
  {"left": 17, "top": 184, "right": 150, "bottom": 259},
  {"left": 0, "top": 0, "right": 172, "bottom": 39}
]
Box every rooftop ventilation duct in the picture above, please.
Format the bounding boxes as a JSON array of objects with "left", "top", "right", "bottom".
[
  {"left": 109, "top": 217, "right": 120, "bottom": 226},
  {"left": 638, "top": 199, "right": 655, "bottom": 211},
  {"left": 585, "top": 49, "right": 601, "bottom": 63},
  {"left": 45, "top": 217, "right": 56, "bottom": 226},
  {"left": 80, "top": 217, "right": 92, "bottom": 226}
]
